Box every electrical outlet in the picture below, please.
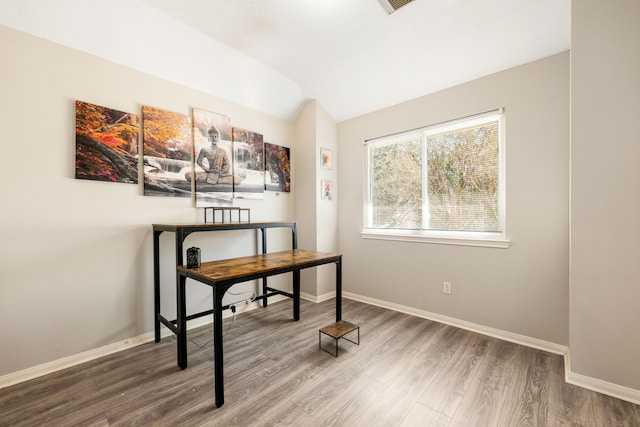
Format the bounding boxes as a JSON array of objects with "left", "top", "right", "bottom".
[{"left": 443, "top": 281, "right": 452, "bottom": 295}]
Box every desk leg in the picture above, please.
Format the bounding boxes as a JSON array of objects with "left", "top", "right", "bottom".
[
  {"left": 213, "top": 286, "right": 225, "bottom": 407},
  {"left": 177, "top": 274, "right": 187, "bottom": 370},
  {"left": 153, "top": 230, "right": 161, "bottom": 343},
  {"left": 261, "top": 228, "right": 268, "bottom": 308},
  {"left": 176, "top": 230, "right": 187, "bottom": 369},
  {"left": 262, "top": 277, "right": 268, "bottom": 308},
  {"left": 336, "top": 259, "right": 342, "bottom": 322},
  {"left": 293, "top": 270, "right": 300, "bottom": 321}
]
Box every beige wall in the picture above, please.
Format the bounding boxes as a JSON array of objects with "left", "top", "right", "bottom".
[
  {"left": 295, "top": 101, "right": 319, "bottom": 295},
  {"left": 5, "top": 0, "right": 640, "bottom": 400},
  {"left": 315, "top": 102, "right": 339, "bottom": 296},
  {"left": 294, "top": 100, "right": 339, "bottom": 297},
  {"left": 0, "top": 25, "right": 296, "bottom": 378},
  {"left": 338, "top": 52, "right": 570, "bottom": 345},
  {"left": 570, "top": 0, "right": 640, "bottom": 391}
]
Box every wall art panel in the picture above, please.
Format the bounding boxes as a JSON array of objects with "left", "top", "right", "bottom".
[
  {"left": 142, "top": 105, "right": 192, "bottom": 197},
  {"left": 232, "top": 127, "right": 264, "bottom": 200},
  {"left": 264, "top": 142, "right": 290, "bottom": 192},
  {"left": 75, "top": 100, "right": 139, "bottom": 184},
  {"left": 191, "top": 108, "right": 234, "bottom": 206}
]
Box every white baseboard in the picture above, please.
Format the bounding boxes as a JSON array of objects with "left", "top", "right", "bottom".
[
  {"left": 4, "top": 293, "right": 640, "bottom": 406},
  {"left": 343, "top": 291, "right": 568, "bottom": 355},
  {"left": 0, "top": 297, "right": 287, "bottom": 390},
  {"left": 564, "top": 352, "right": 640, "bottom": 405},
  {"left": 344, "top": 291, "right": 640, "bottom": 405},
  {"left": 301, "top": 290, "right": 336, "bottom": 303},
  {"left": 0, "top": 331, "right": 157, "bottom": 390}
]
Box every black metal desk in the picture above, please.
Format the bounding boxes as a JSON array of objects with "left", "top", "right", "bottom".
[
  {"left": 152, "top": 222, "right": 343, "bottom": 407},
  {"left": 153, "top": 222, "right": 298, "bottom": 346},
  {"left": 177, "top": 249, "right": 342, "bottom": 407}
]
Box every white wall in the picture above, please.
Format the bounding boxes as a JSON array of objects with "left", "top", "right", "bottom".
[
  {"left": 5, "top": 0, "right": 639, "bottom": 402},
  {"left": 0, "top": 25, "right": 295, "bottom": 378},
  {"left": 294, "top": 102, "right": 319, "bottom": 295},
  {"left": 294, "top": 100, "right": 339, "bottom": 297},
  {"left": 315, "top": 102, "right": 339, "bottom": 296},
  {"left": 570, "top": 0, "right": 640, "bottom": 392},
  {"left": 0, "top": 0, "right": 303, "bottom": 121},
  {"left": 338, "top": 53, "right": 570, "bottom": 346}
]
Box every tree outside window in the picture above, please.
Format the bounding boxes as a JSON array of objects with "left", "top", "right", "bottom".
[{"left": 366, "top": 110, "right": 504, "bottom": 239}]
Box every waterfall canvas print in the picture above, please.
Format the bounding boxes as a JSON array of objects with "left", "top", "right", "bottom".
[
  {"left": 142, "top": 105, "right": 192, "bottom": 197},
  {"left": 264, "top": 142, "right": 290, "bottom": 192},
  {"left": 191, "top": 109, "right": 234, "bottom": 207},
  {"left": 232, "top": 127, "right": 264, "bottom": 199},
  {"left": 75, "top": 100, "right": 139, "bottom": 184}
]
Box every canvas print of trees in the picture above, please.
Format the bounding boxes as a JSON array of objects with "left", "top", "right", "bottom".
[
  {"left": 232, "top": 127, "right": 264, "bottom": 199},
  {"left": 75, "top": 102, "right": 293, "bottom": 203},
  {"left": 142, "top": 106, "right": 192, "bottom": 197},
  {"left": 191, "top": 109, "right": 234, "bottom": 207},
  {"left": 264, "top": 142, "right": 290, "bottom": 192},
  {"left": 75, "top": 100, "right": 139, "bottom": 184}
]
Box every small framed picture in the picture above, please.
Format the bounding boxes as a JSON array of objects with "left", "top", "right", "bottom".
[
  {"left": 321, "top": 179, "right": 333, "bottom": 201},
  {"left": 320, "top": 148, "right": 332, "bottom": 170}
]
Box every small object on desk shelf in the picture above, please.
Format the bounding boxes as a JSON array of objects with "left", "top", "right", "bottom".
[{"left": 186, "top": 247, "right": 201, "bottom": 268}]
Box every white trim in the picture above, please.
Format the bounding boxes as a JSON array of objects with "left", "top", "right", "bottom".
[
  {"left": 361, "top": 230, "right": 511, "bottom": 249},
  {"left": 363, "top": 108, "right": 504, "bottom": 144},
  {"left": 344, "top": 291, "right": 640, "bottom": 405},
  {"left": 0, "top": 297, "right": 289, "bottom": 390},
  {"left": 300, "top": 291, "right": 318, "bottom": 303},
  {"left": 363, "top": 109, "right": 507, "bottom": 243},
  {"left": 301, "top": 290, "right": 337, "bottom": 303},
  {"left": 5, "top": 292, "right": 640, "bottom": 407},
  {"left": 343, "top": 291, "right": 566, "bottom": 355},
  {"left": 0, "top": 331, "right": 155, "bottom": 390},
  {"left": 564, "top": 352, "right": 640, "bottom": 405}
]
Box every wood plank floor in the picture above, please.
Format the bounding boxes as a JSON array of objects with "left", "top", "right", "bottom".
[{"left": 2, "top": 298, "right": 639, "bottom": 426}]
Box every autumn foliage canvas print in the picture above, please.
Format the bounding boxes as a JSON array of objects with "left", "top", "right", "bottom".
[
  {"left": 75, "top": 100, "right": 139, "bottom": 183},
  {"left": 142, "top": 106, "right": 192, "bottom": 197},
  {"left": 264, "top": 143, "right": 290, "bottom": 192}
]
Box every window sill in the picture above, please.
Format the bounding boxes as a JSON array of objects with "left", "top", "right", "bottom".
[{"left": 360, "top": 230, "right": 511, "bottom": 249}]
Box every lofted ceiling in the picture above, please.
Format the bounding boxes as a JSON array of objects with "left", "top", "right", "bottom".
[{"left": 140, "top": 0, "right": 570, "bottom": 122}]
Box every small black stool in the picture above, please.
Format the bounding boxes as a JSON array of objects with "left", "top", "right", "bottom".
[{"left": 318, "top": 320, "right": 360, "bottom": 357}]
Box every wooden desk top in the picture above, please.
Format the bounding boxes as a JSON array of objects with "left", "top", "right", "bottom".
[{"left": 177, "top": 249, "right": 341, "bottom": 285}]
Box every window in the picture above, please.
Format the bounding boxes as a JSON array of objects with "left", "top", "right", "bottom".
[{"left": 363, "top": 109, "right": 508, "bottom": 248}]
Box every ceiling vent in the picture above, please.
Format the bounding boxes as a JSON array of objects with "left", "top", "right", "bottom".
[{"left": 377, "top": 0, "right": 416, "bottom": 14}]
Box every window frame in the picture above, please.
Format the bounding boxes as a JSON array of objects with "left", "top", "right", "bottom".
[{"left": 362, "top": 109, "right": 510, "bottom": 249}]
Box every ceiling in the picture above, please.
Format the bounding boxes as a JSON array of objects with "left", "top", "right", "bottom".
[{"left": 140, "top": 0, "right": 570, "bottom": 122}]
